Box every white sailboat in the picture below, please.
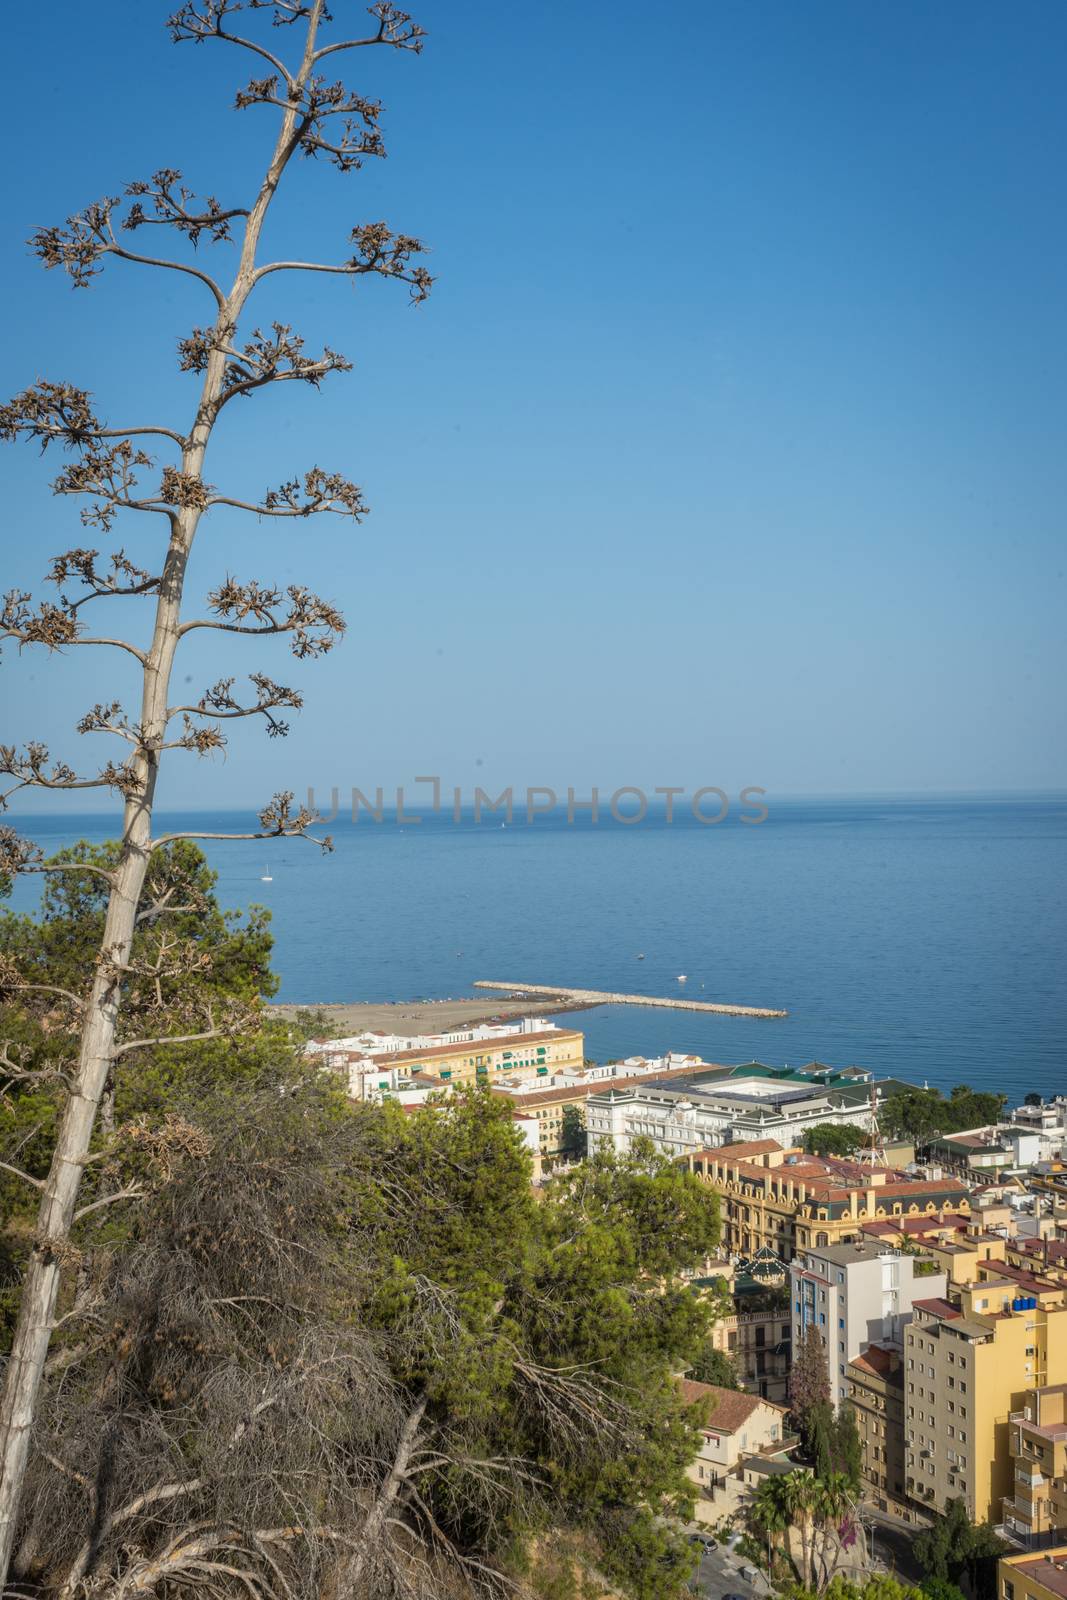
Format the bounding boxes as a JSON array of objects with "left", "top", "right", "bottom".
[{"left": 261, "top": 864, "right": 273, "bottom": 882}]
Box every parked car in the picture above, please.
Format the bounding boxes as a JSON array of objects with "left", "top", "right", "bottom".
[{"left": 688, "top": 1533, "right": 717, "bottom": 1554}]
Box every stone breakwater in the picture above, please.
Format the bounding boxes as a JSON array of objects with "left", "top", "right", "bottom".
[{"left": 472, "top": 981, "right": 787, "bottom": 1018}]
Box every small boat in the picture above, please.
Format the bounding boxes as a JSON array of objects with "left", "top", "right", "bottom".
[
  {"left": 636, "top": 952, "right": 645, "bottom": 960},
  {"left": 676, "top": 973, "right": 687, "bottom": 982},
  {"left": 261, "top": 865, "right": 273, "bottom": 882}
]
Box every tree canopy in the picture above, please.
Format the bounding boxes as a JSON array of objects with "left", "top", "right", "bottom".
[
  {"left": 880, "top": 1085, "right": 1007, "bottom": 1145},
  {"left": 802, "top": 1123, "right": 865, "bottom": 1156}
]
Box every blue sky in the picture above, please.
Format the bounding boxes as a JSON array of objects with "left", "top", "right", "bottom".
[{"left": 2, "top": 0, "right": 1065, "bottom": 812}]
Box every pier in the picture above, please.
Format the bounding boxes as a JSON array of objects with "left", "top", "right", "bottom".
[{"left": 472, "top": 981, "right": 787, "bottom": 1018}]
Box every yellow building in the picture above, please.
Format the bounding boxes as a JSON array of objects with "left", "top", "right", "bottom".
[
  {"left": 688, "top": 1140, "right": 971, "bottom": 1261},
  {"left": 999, "top": 1547, "right": 1067, "bottom": 1600},
  {"left": 905, "top": 1264, "right": 1067, "bottom": 1524},
  {"left": 1002, "top": 1384, "right": 1067, "bottom": 1547},
  {"left": 373, "top": 1026, "right": 584, "bottom": 1088}
]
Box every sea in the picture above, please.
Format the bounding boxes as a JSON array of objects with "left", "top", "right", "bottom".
[{"left": 7, "top": 795, "right": 1066, "bottom": 1101}]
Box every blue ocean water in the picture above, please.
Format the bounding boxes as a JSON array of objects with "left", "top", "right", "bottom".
[{"left": 7, "top": 796, "right": 1066, "bottom": 1099}]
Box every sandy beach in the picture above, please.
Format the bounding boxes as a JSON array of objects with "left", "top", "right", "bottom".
[{"left": 269, "top": 994, "right": 591, "bottom": 1035}]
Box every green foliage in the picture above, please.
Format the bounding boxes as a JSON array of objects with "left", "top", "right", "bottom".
[
  {"left": 914, "top": 1498, "right": 1008, "bottom": 1596},
  {"left": 687, "top": 1343, "right": 740, "bottom": 1389},
  {"left": 919, "top": 1579, "right": 968, "bottom": 1600},
  {"left": 795, "top": 1578, "right": 928, "bottom": 1600},
  {"left": 0, "top": 840, "right": 303, "bottom": 1332},
  {"left": 560, "top": 1102, "right": 588, "bottom": 1161},
  {"left": 881, "top": 1085, "right": 1007, "bottom": 1145},
  {"left": 789, "top": 1325, "right": 831, "bottom": 1448},
  {"left": 282, "top": 1005, "right": 339, "bottom": 1042},
  {"left": 837, "top": 1407, "right": 863, "bottom": 1493},
  {"left": 802, "top": 1123, "right": 864, "bottom": 1156}
]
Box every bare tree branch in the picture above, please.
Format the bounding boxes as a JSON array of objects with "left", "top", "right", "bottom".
[
  {"left": 71, "top": 1186, "right": 145, "bottom": 1224},
  {"left": 0, "top": 1161, "right": 45, "bottom": 1194}
]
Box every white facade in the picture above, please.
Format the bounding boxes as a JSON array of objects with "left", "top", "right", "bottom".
[
  {"left": 308, "top": 1015, "right": 560, "bottom": 1061},
  {"left": 790, "top": 1242, "right": 947, "bottom": 1408},
  {"left": 586, "top": 1072, "right": 883, "bottom": 1161}
]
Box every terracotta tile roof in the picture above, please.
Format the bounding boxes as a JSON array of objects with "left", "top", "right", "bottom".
[
  {"left": 713, "top": 1140, "right": 787, "bottom": 1159},
  {"left": 678, "top": 1380, "right": 785, "bottom": 1431},
  {"left": 849, "top": 1344, "right": 899, "bottom": 1378}
]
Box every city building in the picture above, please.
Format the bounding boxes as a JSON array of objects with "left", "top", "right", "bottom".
[
  {"left": 679, "top": 1379, "right": 790, "bottom": 1523},
  {"left": 904, "top": 1265, "right": 1067, "bottom": 1523},
  {"left": 315, "top": 1020, "right": 585, "bottom": 1093},
  {"left": 586, "top": 1063, "right": 908, "bottom": 1162},
  {"left": 847, "top": 1343, "right": 910, "bottom": 1517},
  {"left": 491, "top": 1058, "right": 720, "bottom": 1166},
  {"left": 689, "top": 1140, "right": 972, "bottom": 1262},
  {"left": 791, "top": 1240, "right": 947, "bottom": 1406},
  {"left": 928, "top": 1127, "right": 1044, "bottom": 1182},
  {"left": 1001, "top": 1384, "right": 1067, "bottom": 1549},
  {"left": 692, "top": 1256, "right": 792, "bottom": 1403},
  {"left": 1011, "top": 1100, "right": 1067, "bottom": 1160},
  {"left": 999, "top": 1547, "right": 1067, "bottom": 1600}
]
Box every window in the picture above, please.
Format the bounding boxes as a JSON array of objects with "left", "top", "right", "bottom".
[{"left": 1003, "top": 1582, "right": 1014, "bottom": 1600}]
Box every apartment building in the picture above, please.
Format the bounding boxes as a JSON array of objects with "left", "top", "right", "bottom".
[
  {"left": 329, "top": 1024, "right": 586, "bottom": 1092},
  {"left": 1001, "top": 1384, "right": 1067, "bottom": 1549},
  {"left": 847, "top": 1343, "right": 910, "bottom": 1516},
  {"left": 790, "top": 1240, "right": 947, "bottom": 1406},
  {"left": 905, "top": 1266, "right": 1067, "bottom": 1523},
  {"left": 689, "top": 1140, "right": 971, "bottom": 1262}
]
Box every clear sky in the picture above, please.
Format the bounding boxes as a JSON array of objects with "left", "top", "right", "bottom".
[{"left": 2, "top": 0, "right": 1065, "bottom": 812}]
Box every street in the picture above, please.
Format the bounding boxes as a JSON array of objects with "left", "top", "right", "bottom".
[{"left": 687, "top": 1539, "right": 770, "bottom": 1600}]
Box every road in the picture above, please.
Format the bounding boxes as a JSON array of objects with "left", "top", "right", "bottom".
[
  {"left": 863, "top": 1508, "right": 925, "bottom": 1583},
  {"left": 686, "top": 1538, "right": 769, "bottom": 1600}
]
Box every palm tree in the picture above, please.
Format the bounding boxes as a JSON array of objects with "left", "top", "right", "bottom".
[
  {"left": 748, "top": 1477, "right": 793, "bottom": 1580},
  {"left": 813, "top": 1472, "right": 854, "bottom": 1590}
]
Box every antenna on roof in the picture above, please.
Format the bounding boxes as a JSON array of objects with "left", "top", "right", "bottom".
[{"left": 861, "top": 1084, "right": 888, "bottom": 1168}]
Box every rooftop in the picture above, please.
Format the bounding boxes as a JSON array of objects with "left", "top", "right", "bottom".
[
  {"left": 678, "top": 1379, "right": 786, "bottom": 1432},
  {"left": 979, "top": 1259, "right": 1062, "bottom": 1296},
  {"left": 849, "top": 1344, "right": 902, "bottom": 1381},
  {"left": 913, "top": 1297, "right": 962, "bottom": 1320},
  {"left": 1012, "top": 1556, "right": 1067, "bottom": 1600}
]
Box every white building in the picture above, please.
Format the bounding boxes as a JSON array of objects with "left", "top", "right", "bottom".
[
  {"left": 586, "top": 1063, "right": 902, "bottom": 1162},
  {"left": 307, "top": 1014, "right": 561, "bottom": 1061},
  {"left": 1010, "top": 1099, "right": 1067, "bottom": 1161},
  {"left": 790, "top": 1240, "right": 947, "bottom": 1408}
]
